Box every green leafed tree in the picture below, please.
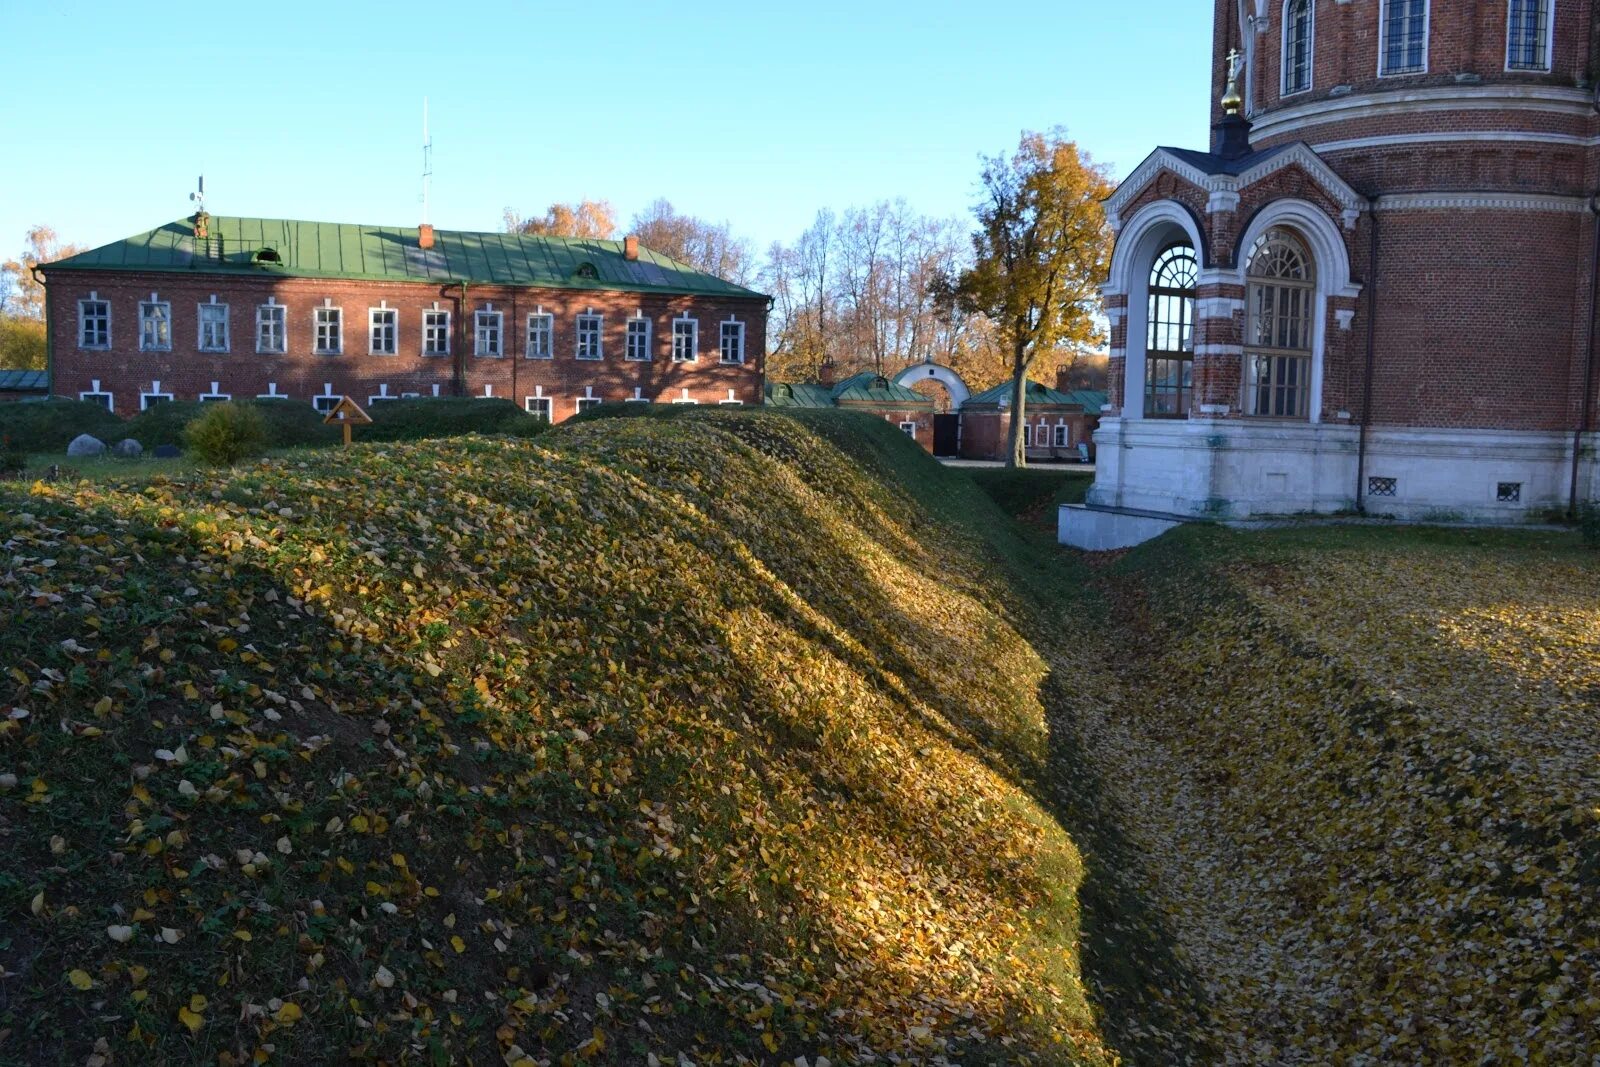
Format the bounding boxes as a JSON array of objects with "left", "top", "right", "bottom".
[{"left": 940, "top": 131, "right": 1114, "bottom": 467}]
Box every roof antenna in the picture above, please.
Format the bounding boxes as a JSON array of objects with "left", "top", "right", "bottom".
[
  {"left": 189, "top": 174, "right": 205, "bottom": 213},
  {"left": 421, "top": 99, "right": 432, "bottom": 226},
  {"left": 188, "top": 175, "right": 210, "bottom": 239}
]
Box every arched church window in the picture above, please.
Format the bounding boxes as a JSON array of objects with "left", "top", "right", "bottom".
[
  {"left": 1145, "top": 244, "right": 1196, "bottom": 418},
  {"left": 1507, "top": 0, "right": 1551, "bottom": 71},
  {"left": 1245, "top": 229, "right": 1315, "bottom": 419},
  {"left": 1283, "top": 0, "right": 1313, "bottom": 94},
  {"left": 1380, "top": 0, "right": 1428, "bottom": 75}
]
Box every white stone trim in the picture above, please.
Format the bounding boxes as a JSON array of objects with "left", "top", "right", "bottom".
[
  {"left": 1105, "top": 200, "right": 1209, "bottom": 421},
  {"left": 1106, "top": 143, "right": 1363, "bottom": 229},
  {"left": 1249, "top": 84, "right": 1593, "bottom": 141},
  {"left": 890, "top": 361, "right": 972, "bottom": 410},
  {"left": 1198, "top": 296, "right": 1245, "bottom": 320},
  {"left": 1313, "top": 130, "right": 1599, "bottom": 154},
  {"left": 1280, "top": 0, "right": 1313, "bottom": 97},
  {"left": 1377, "top": 0, "right": 1430, "bottom": 77},
  {"left": 1372, "top": 191, "right": 1590, "bottom": 213},
  {"left": 1335, "top": 309, "right": 1356, "bottom": 331}
]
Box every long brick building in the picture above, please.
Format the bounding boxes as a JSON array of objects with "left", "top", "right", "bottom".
[
  {"left": 1072, "top": 0, "right": 1599, "bottom": 544},
  {"left": 41, "top": 214, "right": 767, "bottom": 419}
]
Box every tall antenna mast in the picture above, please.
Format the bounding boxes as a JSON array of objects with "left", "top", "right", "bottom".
[
  {"left": 421, "top": 98, "right": 433, "bottom": 225},
  {"left": 189, "top": 174, "right": 205, "bottom": 213}
]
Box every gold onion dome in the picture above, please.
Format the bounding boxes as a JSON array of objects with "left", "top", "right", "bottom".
[{"left": 1220, "top": 48, "right": 1244, "bottom": 116}]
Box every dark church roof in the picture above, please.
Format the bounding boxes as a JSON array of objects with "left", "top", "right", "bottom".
[{"left": 1157, "top": 143, "right": 1298, "bottom": 177}]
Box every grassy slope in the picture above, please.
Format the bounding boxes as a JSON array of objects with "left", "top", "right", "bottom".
[
  {"left": 0, "top": 411, "right": 1118, "bottom": 1066},
  {"left": 1084, "top": 524, "right": 1600, "bottom": 1063}
]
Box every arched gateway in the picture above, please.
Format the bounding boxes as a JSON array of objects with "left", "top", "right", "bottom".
[{"left": 892, "top": 362, "right": 971, "bottom": 456}]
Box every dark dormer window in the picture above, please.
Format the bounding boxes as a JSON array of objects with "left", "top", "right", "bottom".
[
  {"left": 574, "top": 262, "right": 598, "bottom": 279},
  {"left": 253, "top": 247, "right": 282, "bottom": 264}
]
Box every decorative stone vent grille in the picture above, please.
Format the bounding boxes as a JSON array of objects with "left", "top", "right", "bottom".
[
  {"left": 1368, "top": 476, "right": 1397, "bottom": 498},
  {"left": 1497, "top": 482, "right": 1522, "bottom": 503}
]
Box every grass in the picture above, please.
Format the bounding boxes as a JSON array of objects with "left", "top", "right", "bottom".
[{"left": 966, "top": 468, "right": 1093, "bottom": 528}]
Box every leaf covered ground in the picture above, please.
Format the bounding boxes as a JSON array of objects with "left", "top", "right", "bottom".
[
  {"left": 1075, "top": 526, "right": 1600, "bottom": 1064},
  {"left": 0, "top": 411, "right": 1117, "bottom": 1066}
]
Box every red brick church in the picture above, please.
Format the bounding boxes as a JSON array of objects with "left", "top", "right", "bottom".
[{"left": 1069, "top": 0, "right": 1597, "bottom": 546}]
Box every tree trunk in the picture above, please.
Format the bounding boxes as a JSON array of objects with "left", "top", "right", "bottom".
[{"left": 1006, "top": 344, "right": 1030, "bottom": 469}]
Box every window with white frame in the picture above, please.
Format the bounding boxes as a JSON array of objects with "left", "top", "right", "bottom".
[
  {"left": 1380, "top": 0, "right": 1428, "bottom": 75},
  {"left": 78, "top": 380, "right": 113, "bottom": 411},
  {"left": 671, "top": 395, "right": 698, "bottom": 405},
  {"left": 312, "top": 391, "right": 340, "bottom": 414},
  {"left": 1146, "top": 243, "right": 1197, "bottom": 418},
  {"left": 576, "top": 313, "right": 603, "bottom": 359},
  {"left": 671, "top": 316, "right": 698, "bottom": 362},
  {"left": 475, "top": 309, "right": 503, "bottom": 356},
  {"left": 423, "top": 308, "right": 450, "bottom": 356},
  {"left": 625, "top": 315, "right": 651, "bottom": 361},
  {"left": 1021, "top": 423, "right": 1034, "bottom": 448},
  {"left": 197, "top": 301, "right": 230, "bottom": 352},
  {"left": 139, "top": 382, "right": 174, "bottom": 411},
  {"left": 314, "top": 306, "right": 343, "bottom": 355},
  {"left": 370, "top": 307, "right": 398, "bottom": 355},
  {"left": 257, "top": 303, "right": 286, "bottom": 354},
  {"left": 719, "top": 320, "right": 745, "bottom": 364},
  {"left": 899, "top": 421, "right": 917, "bottom": 438},
  {"left": 575, "top": 396, "right": 603, "bottom": 413},
  {"left": 198, "top": 382, "right": 231, "bottom": 402},
  {"left": 1245, "top": 228, "right": 1316, "bottom": 418},
  {"left": 1053, "top": 423, "right": 1070, "bottom": 448},
  {"left": 77, "top": 297, "right": 109, "bottom": 349},
  {"left": 525, "top": 396, "right": 553, "bottom": 421},
  {"left": 1283, "top": 0, "right": 1313, "bottom": 94},
  {"left": 1507, "top": 0, "right": 1551, "bottom": 70},
  {"left": 526, "top": 312, "right": 553, "bottom": 359},
  {"left": 139, "top": 299, "right": 171, "bottom": 351}
]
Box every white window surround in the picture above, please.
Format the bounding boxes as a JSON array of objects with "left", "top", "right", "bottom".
[
  {"left": 1280, "top": 0, "right": 1313, "bottom": 97},
  {"left": 139, "top": 381, "right": 174, "bottom": 411},
  {"left": 719, "top": 388, "right": 742, "bottom": 406},
  {"left": 1378, "top": 0, "right": 1429, "bottom": 77},
  {"left": 198, "top": 381, "right": 231, "bottom": 402},
  {"left": 257, "top": 383, "right": 289, "bottom": 400},
  {"left": 526, "top": 311, "right": 554, "bottom": 359},
  {"left": 197, "top": 299, "right": 230, "bottom": 353},
  {"left": 368, "top": 384, "right": 398, "bottom": 404},
  {"left": 78, "top": 378, "right": 113, "bottom": 412},
  {"left": 475, "top": 308, "right": 503, "bottom": 357},
  {"left": 671, "top": 316, "right": 699, "bottom": 362},
  {"left": 314, "top": 305, "right": 343, "bottom": 355},
  {"left": 575, "top": 397, "right": 603, "bottom": 413},
  {"left": 1505, "top": 0, "right": 1554, "bottom": 73},
  {"left": 525, "top": 394, "right": 553, "bottom": 420},
  {"left": 139, "top": 298, "right": 172, "bottom": 352},
  {"left": 1054, "top": 423, "right": 1071, "bottom": 448},
  {"left": 311, "top": 387, "right": 340, "bottom": 414},
  {"left": 423, "top": 306, "right": 451, "bottom": 357},
  {"left": 369, "top": 305, "right": 399, "bottom": 355},
  {"left": 625, "top": 314, "right": 652, "bottom": 361},
  {"left": 719, "top": 319, "right": 746, "bottom": 364},
  {"left": 257, "top": 301, "right": 287, "bottom": 354},
  {"left": 899, "top": 421, "right": 917, "bottom": 436},
  {"left": 77, "top": 295, "right": 110, "bottom": 350},
  {"left": 576, "top": 312, "right": 603, "bottom": 360}
]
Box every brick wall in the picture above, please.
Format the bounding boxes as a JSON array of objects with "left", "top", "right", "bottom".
[
  {"left": 959, "top": 409, "right": 1096, "bottom": 461},
  {"left": 46, "top": 271, "right": 767, "bottom": 420}
]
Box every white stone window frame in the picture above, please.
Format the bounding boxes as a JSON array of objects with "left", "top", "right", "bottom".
[
  {"left": 898, "top": 420, "right": 917, "bottom": 437},
  {"left": 526, "top": 310, "right": 554, "bottom": 359},
  {"left": 198, "top": 381, "right": 231, "bottom": 403},
  {"left": 719, "top": 318, "right": 746, "bottom": 364},
  {"left": 368, "top": 384, "right": 399, "bottom": 405},
  {"left": 311, "top": 384, "right": 341, "bottom": 414},
  {"left": 475, "top": 306, "right": 504, "bottom": 358},
  {"left": 1504, "top": 0, "right": 1554, "bottom": 73},
  {"left": 78, "top": 378, "right": 113, "bottom": 412},
  {"left": 1281, "top": 0, "right": 1314, "bottom": 97},
  {"left": 671, "top": 315, "right": 699, "bottom": 363},
  {"left": 625, "top": 312, "right": 652, "bottom": 362},
  {"left": 576, "top": 311, "right": 604, "bottom": 360},
  {"left": 139, "top": 380, "right": 175, "bottom": 411},
  {"left": 256, "top": 300, "right": 287, "bottom": 355},
  {"left": 525, "top": 394, "right": 553, "bottom": 421},
  {"left": 575, "top": 397, "right": 603, "bottom": 413},
  {"left": 1377, "top": 0, "right": 1429, "bottom": 77},
  {"left": 718, "top": 388, "right": 743, "bottom": 406},
  {"left": 138, "top": 296, "right": 173, "bottom": 352},
  {"left": 197, "top": 297, "right": 231, "bottom": 353},
  {"left": 313, "top": 303, "right": 344, "bottom": 356},
  {"left": 670, "top": 389, "right": 699, "bottom": 405},
  {"left": 1053, "top": 421, "right": 1071, "bottom": 448},
  {"left": 625, "top": 387, "right": 651, "bottom": 404},
  {"left": 77, "top": 294, "right": 111, "bottom": 350},
  {"left": 369, "top": 303, "right": 399, "bottom": 356},
  {"left": 257, "top": 382, "right": 290, "bottom": 401},
  {"left": 1021, "top": 423, "right": 1034, "bottom": 448},
  {"left": 422, "top": 304, "right": 451, "bottom": 357}
]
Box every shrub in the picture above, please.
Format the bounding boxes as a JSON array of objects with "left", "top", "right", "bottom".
[
  {"left": 0, "top": 397, "right": 122, "bottom": 452},
  {"left": 125, "top": 400, "right": 207, "bottom": 448},
  {"left": 0, "top": 432, "right": 25, "bottom": 474},
  {"left": 363, "top": 397, "right": 545, "bottom": 442},
  {"left": 248, "top": 398, "right": 340, "bottom": 448},
  {"left": 183, "top": 402, "right": 268, "bottom": 466},
  {"left": 1579, "top": 503, "right": 1600, "bottom": 549}
]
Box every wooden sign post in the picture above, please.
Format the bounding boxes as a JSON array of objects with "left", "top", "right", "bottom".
[{"left": 322, "top": 396, "right": 374, "bottom": 448}]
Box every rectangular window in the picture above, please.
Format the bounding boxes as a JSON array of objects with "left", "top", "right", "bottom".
[
  {"left": 1497, "top": 481, "right": 1523, "bottom": 502},
  {"left": 312, "top": 394, "right": 341, "bottom": 414},
  {"left": 139, "top": 300, "right": 171, "bottom": 351},
  {"left": 1282, "top": 0, "right": 1313, "bottom": 94},
  {"left": 672, "top": 317, "right": 698, "bottom": 362},
  {"left": 576, "top": 313, "right": 603, "bottom": 360},
  {"left": 1507, "top": 0, "right": 1551, "bottom": 70},
  {"left": 475, "top": 309, "right": 503, "bottom": 357},
  {"left": 576, "top": 396, "right": 602, "bottom": 412},
  {"left": 139, "top": 387, "right": 174, "bottom": 411},
  {"left": 899, "top": 421, "right": 917, "bottom": 438},
  {"left": 79, "top": 389, "right": 113, "bottom": 412},
  {"left": 78, "top": 299, "right": 109, "bottom": 349},
  {"left": 197, "top": 303, "right": 230, "bottom": 352},
  {"left": 369, "top": 308, "right": 398, "bottom": 355},
  {"left": 1368, "top": 476, "right": 1398, "bottom": 498},
  {"left": 1380, "top": 0, "right": 1428, "bottom": 75},
  {"left": 423, "top": 309, "right": 450, "bottom": 356},
  {"left": 1021, "top": 424, "right": 1034, "bottom": 448},
  {"left": 525, "top": 396, "right": 553, "bottom": 421},
  {"left": 719, "top": 320, "right": 746, "bottom": 364},
  {"left": 526, "top": 313, "right": 553, "bottom": 359},
  {"left": 625, "top": 317, "right": 651, "bottom": 361},
  {"left": 314, "top": 306, "right": 343, "bottom": 355},
  {"left": 257, "top": 304, "right": 287, "bottom": 354},
  {"left": 1054, "top": 423, "right": 1070, "bottom": 447}
]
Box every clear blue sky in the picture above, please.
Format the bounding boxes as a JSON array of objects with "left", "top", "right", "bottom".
[{"left": 0, "top": 0, "right": 1213, "bottom": 257}]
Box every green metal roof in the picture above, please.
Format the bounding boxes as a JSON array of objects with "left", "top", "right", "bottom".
[
  {"left": 829, "top": 371, "right": 933, "bottom": 408},
  {"left": 44, "top": 215, "right": 766, "bottom": 299},
  {"left": 1058, "top": 388, "right": 1107, "bottom": 412},
  {"left": 764, "top": 381, "right": 836, "bottom": 408},
  {"left": 0, "top": 369, "right": 48, "bottom": 392},
  {"left": 965, "top": 379, "right": 1081, "bottom": 409}
]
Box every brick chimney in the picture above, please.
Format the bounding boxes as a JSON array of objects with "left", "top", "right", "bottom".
[
  {"left": 418, "top": 223, "right": 435, "bottom": 250},
  {"left": 623, "top": 235, "right": 639, "bottom": 261},
  {"left": 817, "top": 357, "right": 835, "bottom": 387}
]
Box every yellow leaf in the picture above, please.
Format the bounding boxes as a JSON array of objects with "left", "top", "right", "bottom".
[
  {"left": 273, "top": 1002, "right": 303, "bottom": 1025},
  {"left": 177, "top": 1005, "right": 204, "bottom": 1033},
  {"left": 67, "top": 969, "right": 93, "bottom": 991},
  {"left": 450, "top": 936, "right": 466, "bottom": 954},
  {"left": 233, "top": 929, "right": 253, "bottom": 942},
  {"left": 761, "top": 1032, "right": 778, "bottom": 1053}
]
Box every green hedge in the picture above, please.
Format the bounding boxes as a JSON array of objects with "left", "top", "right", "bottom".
[
  {"left": 363, "top": 397, "right": 548, "bottom": 442},
  {"left": 0, "top": 398, "right": 123, "bottom": 452}
]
